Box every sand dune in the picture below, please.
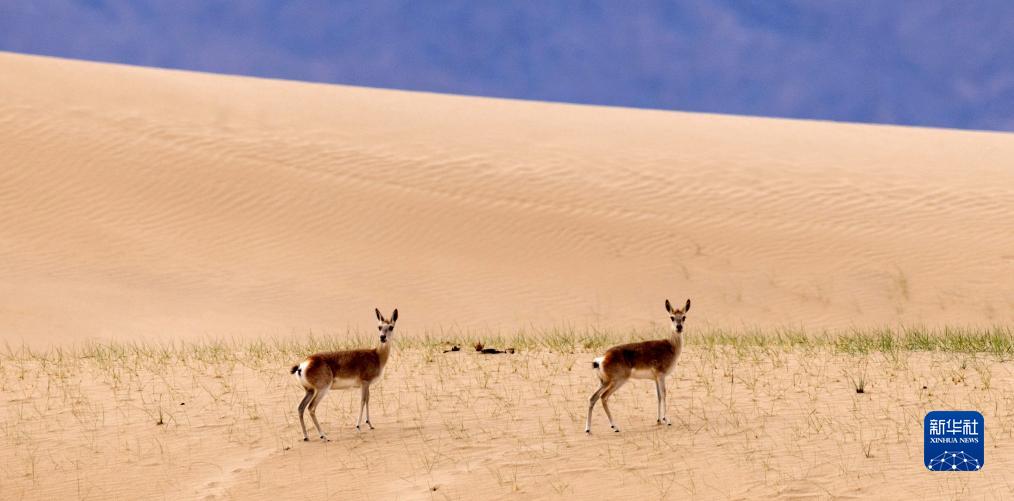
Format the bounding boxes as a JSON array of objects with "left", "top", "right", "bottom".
[
  {"left": 1, "top": 51, "right": 1013, "bottom": 345},
  {"left": 3, "top": 52, "right": 1014, "bottom": 500}
]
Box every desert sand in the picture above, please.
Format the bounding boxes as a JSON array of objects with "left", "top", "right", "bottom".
[
  {"left": 1, "top": 52, "right": 1013, "bottom": 499},
  {"left": 1, "top": 52, "right": 1012, "bottom": 343},
  {"left": 3, "top": 339, "right": 1013, "bottom": 499}
]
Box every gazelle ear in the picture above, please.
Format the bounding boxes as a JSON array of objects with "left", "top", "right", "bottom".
[
  {"left": 375, "top": 308, "right": 383, "bottom": 322},
  {"left": 684, "top": 299, "right": 691, "bottom": 313},
  {"left": 665, "top": 299, "right": 673, "bottom": 314},
  {"left": 391, "top": 309, "right": 398, "bottom": 323}
]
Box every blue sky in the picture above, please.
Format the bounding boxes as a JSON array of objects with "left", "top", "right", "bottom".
[{"left": 2, "top": 1, "right": 1012, "bottom": 131}]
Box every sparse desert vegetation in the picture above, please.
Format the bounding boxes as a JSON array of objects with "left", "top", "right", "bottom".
[{"left": 2, "top": 327, "right": 1012, "bottom": 499}]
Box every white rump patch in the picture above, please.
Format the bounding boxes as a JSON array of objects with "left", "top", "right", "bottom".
[
  {"left": 294, "top": 360, "right": 310, "bottom": 386},
  {"left": 592, "top": 356, "right": 606, "bottom": 380}
]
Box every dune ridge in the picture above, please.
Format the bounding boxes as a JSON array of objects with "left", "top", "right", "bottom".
[{"left": 1, "top": 51, "right": 1012, "bottom": 345}]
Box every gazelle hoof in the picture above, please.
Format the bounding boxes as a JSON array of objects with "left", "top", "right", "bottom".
[
  {"left": 303, "top": 437, "right": 309, "bottom": 442},
  {"left": 584, "top": 428, "right": 590, "bottom": 434}
]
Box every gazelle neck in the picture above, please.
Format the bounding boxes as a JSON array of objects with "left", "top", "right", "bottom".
[
  {"left": 377, "top": 338, "right": 393, "bottom": 366},
  {"left": 669, "top": 328, "right": 684, "bottom": 352}
]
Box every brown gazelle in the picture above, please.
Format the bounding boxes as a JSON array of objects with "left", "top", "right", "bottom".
[
  {"left": 585, "top": 298, "right": 690, "bottom": 433},
  {"left": 290, "top": 308, "right": 398, "bottom": 441}
]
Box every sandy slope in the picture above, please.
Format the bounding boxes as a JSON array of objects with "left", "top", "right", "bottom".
[
  {"left": 4, "top": 347, "right": 1013, "bottom": 499},
  {"left": 1, "top": 51, "right": 1013, "bottom": 344},
  {"left": 2, "top": 52, "right": 1014, "bottom": 501}
]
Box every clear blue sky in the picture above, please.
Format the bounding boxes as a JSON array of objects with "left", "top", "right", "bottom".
[{"left": 2, "top": 1, "right": 1012, "bottom": 131}]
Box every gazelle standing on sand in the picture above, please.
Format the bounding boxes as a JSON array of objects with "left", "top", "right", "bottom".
[
  {"left": 291, "top": 308, "right": 398, "bottom": 441},
  {"left": 585, "top": 299, "right": 690, "bottom": 433}
]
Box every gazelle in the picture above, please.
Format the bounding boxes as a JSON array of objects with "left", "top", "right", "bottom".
[
  {"left": 585, "top": 298, "right": 690, "bottom": 433},
  {"left": 290, "top": 308, "right": 398, "bottom": 441}
]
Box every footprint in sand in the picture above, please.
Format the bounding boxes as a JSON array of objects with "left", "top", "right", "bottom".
[{"left": 196, "top": 447, "right": 275, "bottom": 499}]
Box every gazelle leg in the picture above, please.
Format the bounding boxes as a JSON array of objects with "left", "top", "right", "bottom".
[
  {"left": 308, "top": 387, "right": 330, "bottom": 441},
  {"left": 655, "top": 377, "right": 663, "bottom": 424},
  {"left": 363, "top": 383, "right": 374, "bottom": 430},
  {"left": 601, "top": 381, "right": 624, "bottom": 432},
  {"left": 657, "top": 376, "right": 671, "bottom": 425},
  {"left": 585, "top": 381, "right": 608, "bottom": 433},
  {"left": 297, "top": 389, "right": 315, "bottom": 441},
  {"left": 355, "top": 383, "right": 370, "bottom": 431}
]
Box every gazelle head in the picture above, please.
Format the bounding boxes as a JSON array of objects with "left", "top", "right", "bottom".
[
  {"left": 375, "top": 308, "right": 399, "bottom": 343},
  {"left": 664, "top": 298, "right": 691, "bottom": 334}
]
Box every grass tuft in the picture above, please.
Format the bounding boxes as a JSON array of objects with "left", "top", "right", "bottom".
[{"left": 2, "top": 326, "right": 1010, "bottom": 366}]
